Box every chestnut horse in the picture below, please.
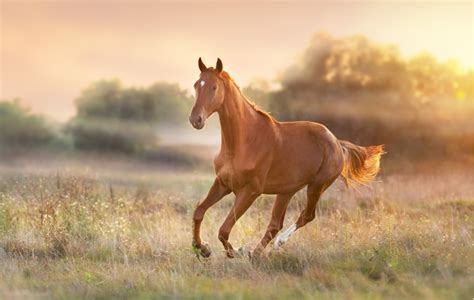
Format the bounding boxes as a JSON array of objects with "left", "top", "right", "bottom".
[{"left": 189, "top": 58, "right": 384, "bottom": 258}]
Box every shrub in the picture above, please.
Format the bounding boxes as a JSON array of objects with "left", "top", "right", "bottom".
[
  {"left": 67, "top": 80, "right": 193, "bottom": 153},
  {"left": 66, "top": 118, "right": 157, "bottom": 153},
  {"left": 74, "top": 80, "right": 192, "bottom": 124},
  {"left": 0, "top": 99, "right": 55, "bottom": 148},
  {"left": 262, "top": 33, "right": 474, "bottom": 159}
]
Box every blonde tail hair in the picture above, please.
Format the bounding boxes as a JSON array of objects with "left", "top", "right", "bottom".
[{"left": 339, "top": 140, "right": 385, "bottom": 188}]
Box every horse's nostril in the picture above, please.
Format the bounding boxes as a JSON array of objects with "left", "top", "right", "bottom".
[{"left": 189, "top": 114, "right": 204, "bottom": 129}]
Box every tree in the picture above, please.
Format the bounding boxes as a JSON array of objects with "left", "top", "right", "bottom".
[
  {"left": 0, "top": 99, "right": 55, "bottom": 148},
  {"left": 67, "top": 80, "right": 193, "bottom": 153}
]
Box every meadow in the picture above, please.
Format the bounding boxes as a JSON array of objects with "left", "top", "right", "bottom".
[
  {"left": 0, "top": 152, "right": 473, "bottom": 299},
  {"left": 2, "top": 3, "right": 474, "bottom": 299}
]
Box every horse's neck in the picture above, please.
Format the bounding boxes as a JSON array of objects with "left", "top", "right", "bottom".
[{"left": 217, "top": 85, "right": 261, "bottom": 154}]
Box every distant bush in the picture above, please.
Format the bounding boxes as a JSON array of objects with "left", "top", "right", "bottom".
[
  {"left": 273, "top": 33, "right": 473, "bottom": 109},
  {"left": 74, "top": 80, "right": 192, "bottom": 124},
  {"left": 0, "top": 99, "right": 56, "bottom": 148},
  {"left": 66, "top": 118, "right": 157, "bottom": 154},
  {"left": 67, "top": 80, "right": 193, "bottom": 153}
]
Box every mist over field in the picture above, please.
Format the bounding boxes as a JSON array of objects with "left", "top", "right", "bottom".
[
  {"left": 2, "top": 33, "right": 473, "bottom": 165},
  {"left": 1, "top": 2, "right": 474, "bottom": 297}
]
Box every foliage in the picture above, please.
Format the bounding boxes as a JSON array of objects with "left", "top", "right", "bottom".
[
  {"left": 0, "top": 99, "right": 56, "bottom": 149},
  {"left": 74, "top": 80, "right": 192, "bottom": 124},
  {"left": 67, "top": 80, "right": 193, "bottom": 153},
  {"left": 273, "top": 33, "right": 473, "bottom": 107},
  {"left": 66, "top": 118, "right": 157, "bottom": 153},
  {"left": 257, "top": 33, "right": 474, "bottom": 158}
]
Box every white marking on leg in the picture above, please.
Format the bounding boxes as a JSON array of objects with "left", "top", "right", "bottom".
[
  {"left": 200, "top": 80, "right": 206, "bottom": 87},
  {"left": 273, "top": 223, "right": 297, "bottom": 249}
]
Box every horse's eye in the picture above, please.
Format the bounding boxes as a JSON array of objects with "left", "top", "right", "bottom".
[{"left": 213, "top": 86, "right": 217, "bottom": 90}]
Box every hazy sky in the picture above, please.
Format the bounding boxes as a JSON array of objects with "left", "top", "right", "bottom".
[{"left": 1, "top": 1, "right": 473, "bottom": 120}]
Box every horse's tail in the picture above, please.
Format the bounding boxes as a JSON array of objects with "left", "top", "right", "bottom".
[{"left": 339, "top": 140, "right": 385, "bottom": 188}]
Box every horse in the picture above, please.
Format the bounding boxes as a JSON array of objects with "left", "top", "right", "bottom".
[{"left": 189, "top": 58, "right": 384, "bottom": 258}]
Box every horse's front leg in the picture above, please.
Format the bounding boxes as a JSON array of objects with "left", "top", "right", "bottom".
[
  {"left": 193, "top": 178, "right": 231, "bottom": 258},
  {"left": 218, "top": 186, "right": 261, "bottom": 258}
]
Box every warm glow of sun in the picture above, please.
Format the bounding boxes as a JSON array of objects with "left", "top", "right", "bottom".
[{"left": 1, "top": 1, "right": 473, "bottom": 120}]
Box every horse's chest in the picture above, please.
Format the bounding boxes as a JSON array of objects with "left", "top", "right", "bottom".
[
  {"left": 214, "top": 161, "right": 249, "bottom": 190},
  {"left": 216, "top": 161, "right": 234, "bottom": 188},
  {"left": 214, "top": 155, "right": 266, "bottom": 191}
]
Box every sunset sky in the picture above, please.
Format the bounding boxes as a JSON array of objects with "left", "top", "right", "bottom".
[{"left": 1, "top": 1, "right": 473, "bottom": 120}]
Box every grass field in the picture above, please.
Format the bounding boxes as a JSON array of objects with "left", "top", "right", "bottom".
[{"left": 0, "top": 154, "right": 473, "bottom": 299}]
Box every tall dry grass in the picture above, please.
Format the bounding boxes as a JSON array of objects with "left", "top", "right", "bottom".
[{"left": 0, "top": 164, "right": 473, "bottom": 299}]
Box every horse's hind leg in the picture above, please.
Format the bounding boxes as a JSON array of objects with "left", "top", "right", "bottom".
[
  {"left": 253, "top": 192, "right": 295, "bottom": 256},
  {"left": 295, "top": 183, "right": 325, "bottom": 228},
  {"left": 274, "top": 178, "right": 336, "bottom": 249}
]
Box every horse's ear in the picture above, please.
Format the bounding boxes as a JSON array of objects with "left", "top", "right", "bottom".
[
  {"left": 198, "top": 57, "right": 207, "bottom": 72},
  {"left": 216, "top": 58, "right": 223, "bottom": 73}
]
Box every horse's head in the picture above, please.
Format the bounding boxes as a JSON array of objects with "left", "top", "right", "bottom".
[{"left": 189, "top": 57, "right": 225, "bottom": 129}]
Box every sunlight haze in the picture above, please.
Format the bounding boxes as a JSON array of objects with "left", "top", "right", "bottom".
[{"left": 1, "top": 1, "right": 473, "bottom": 120}]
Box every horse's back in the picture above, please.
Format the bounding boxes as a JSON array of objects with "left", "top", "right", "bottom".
[{"left": 276, "top": 120, "right": 341, "bottom": 157}]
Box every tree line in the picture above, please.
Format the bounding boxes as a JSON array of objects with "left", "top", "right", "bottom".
[{"left": 1, "top": 33, "right": 473, "bottom": 158}]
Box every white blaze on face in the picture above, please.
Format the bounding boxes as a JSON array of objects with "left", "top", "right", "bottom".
[
  {"left": 273, "top": 223, "right": 297, "bottom": 249},
  {"left": 200, "top": 80, "right": 205, "bottom": 87}
]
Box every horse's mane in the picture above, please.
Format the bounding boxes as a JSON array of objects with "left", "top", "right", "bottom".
[{"left": 219, "top": 71, "right": 275, "bottom": 121}]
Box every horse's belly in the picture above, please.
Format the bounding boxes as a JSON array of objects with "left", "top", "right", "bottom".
[
  {"left": 263, "top": 163, "right": 318, "bottom": 194},
  {"left": 262, "top": 146, "right": 324, "bottom": 194},
  {"left": 263, "top": 177, "right": 308, "bottom": 194}
]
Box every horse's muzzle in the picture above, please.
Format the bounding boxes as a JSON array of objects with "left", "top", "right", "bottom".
[{"left": 189, "top": 114, "right": 205, "bottom": 130}]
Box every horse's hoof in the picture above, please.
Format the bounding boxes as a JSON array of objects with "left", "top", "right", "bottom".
[
  {"left": 194, "top": 242, "right": 212, "bottom": 258},
  {"left": 273, "top": 238, "right": 285, "bottom": 250},
  {"left": 249, "top": 250, "right": 269, "bottom": 266},
  {"left": 225, "top": 248, "right": 236, "bottom": 258},
  {"left": 251, "top": 248, "right": 265, "bottom": 259},
  {"left": 236, "top": 246, "right": 252, "bottom": 259},
  {"left": 251, "top": 245, "right": 262, "bottom": 257}
]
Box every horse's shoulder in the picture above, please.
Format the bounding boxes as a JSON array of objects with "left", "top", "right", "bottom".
[{"left": 213, "top": 150, "right": 228, "bottom": 168}]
